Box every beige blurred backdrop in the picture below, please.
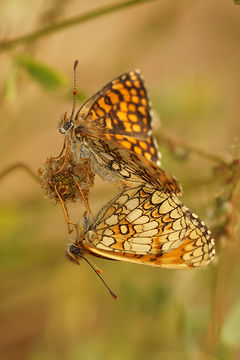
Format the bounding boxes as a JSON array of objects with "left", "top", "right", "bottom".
[{"left": 0, "top": 1, "right": 240, "bottom": 360}]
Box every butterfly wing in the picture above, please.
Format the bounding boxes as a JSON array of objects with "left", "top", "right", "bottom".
[
  {"left": 74, "top": 70, "right": 161, "bottom": 164},
  {"left": 74, "top": 135, "right": 181, "bottom": 195},
  {"left": 81, "top": 185, "right": 215, "bottom": 269}
]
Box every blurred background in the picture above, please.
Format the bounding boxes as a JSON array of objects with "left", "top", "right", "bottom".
[{"left": 0, "top": 1, "right": 240, "bottom": 359}]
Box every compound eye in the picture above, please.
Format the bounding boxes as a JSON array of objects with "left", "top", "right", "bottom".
[
  {"left": 69, "top": 244, "right": 81, "bottom": 255},
  {"left": 59, "top": 120, "right": 73, "bottom": 134},
  {"left": 64, "top": 121, "right": 73, "bottom": 131}
]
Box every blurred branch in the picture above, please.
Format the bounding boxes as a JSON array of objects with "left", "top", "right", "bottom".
[
  {"left": 156, "top": 129, "right": 230, "bottom": 165},
  {"left": 201, "top": 158, "right": 240, "bottom": 358},
  {"left": 0, "top": 163, "right": 40, "bottom": 183},
  {"left": 227, "top": 159, "right": 240, "bottom": 202},
  {"left": 211, "top": 159, "right": 240, "bottom": 241},
  {"left": 0, "top": 0, "right": 155, "bottom": 52}
]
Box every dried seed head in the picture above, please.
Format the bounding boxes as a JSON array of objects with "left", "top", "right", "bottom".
[{"left": 38, "top": 155, "right": 95, "bottom": 203}]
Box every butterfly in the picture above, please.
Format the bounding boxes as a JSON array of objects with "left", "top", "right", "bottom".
[
  {"left": 66, "top": 183, "right": 215, "bottom": 269},
  {"left": 59, "top": 65, "right": 181, "bottom": 196},
  {"left": 59, "top": 67, "right": 161, "bottom": 162},
  {"left": 41, "top": 67, "right": 170, "bottom": 232},
  {"left": 59, "top": 65, "right": 215, "bottom": 298}
]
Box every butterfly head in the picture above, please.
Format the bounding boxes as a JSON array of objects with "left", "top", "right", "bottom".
[
  {"left": 66, "top": 242, "right": 118, "bottom": 300},
  {"left": 59, "top": 115, "right": 74, "bottom": 135},
  {"left": 65, "top": 243, "right": 83, "bottom": 264}
]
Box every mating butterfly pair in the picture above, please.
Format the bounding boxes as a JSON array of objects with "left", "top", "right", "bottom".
[{"left": 53, "top": 65, "right": 215, "bottom": 276}]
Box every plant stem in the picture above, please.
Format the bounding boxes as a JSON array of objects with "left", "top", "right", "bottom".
[
  {"left": 200, "top": 157, "right": 240, "bottom": 358},
  {"left": 156, "top": 129, "right": 230, "bottom": 165},
  {"left": 0, "top": 0, "right": 155, "bottom": 52},
  {"left": 0, "top": 163, "right": 40, "bottom": 183}
]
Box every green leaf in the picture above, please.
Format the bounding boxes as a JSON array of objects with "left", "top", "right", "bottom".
[
  {"left": 15, "top": 55, "right": 66, "bottom": 90},
  {"left": 4, "top": 62, "right": 18, "bottom": 101},
  {"left": 221, "top": 300, "right": 240, "bottom": 346}
]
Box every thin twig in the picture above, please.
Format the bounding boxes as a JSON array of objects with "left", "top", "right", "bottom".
[
  {"left": 0, "top": 162, "right": 40, "bottom": 183},
  {"left": 156, "top": 129, "right": 230, "bottom": 166},
  {"left": 0, "top": 0, "right": 155, "bottom": 52}
]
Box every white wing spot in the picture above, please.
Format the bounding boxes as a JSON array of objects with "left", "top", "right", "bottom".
[
  {"left": 101, "top": 236, "right": 115, "bottom": 246},
  {"left": 126, "top": 208, "right": 143, "bottom": 223},
  {"left": 123, "top": 241, "right": 131, "bottom": 251},
  {"left": 170, "top": 208, "right": 181, "bottom": 219},
  {"left": 132, "top": 237, "right": 152, "bottom": 244},
  {"left": 159, "top": 200, "right": 175, "bottom": 214},
  {"left": 125, "top": 198, "right": 139, "bottom": 210},
  {"left": 117, "top": 194, "right": 129, "bottom": 205},
  {"left": 120, "top": 225, "right": 128, "bottom": 234},
  {"left": 97, "top": 243, "right": 112, "bottom": 251},
  {"left": 196, "top": 238, "right": 203, "bottom": 246},
  {"left": 143, "top": 221, "right": 158, "bottom": 231},
  {"left": 103, "top": 229, "right": 114, "bottom": 236},
  {"left": 168, "top": 231, "right": 183, "bottom": 242},
  {"left": 151, "top": 191, "right": 165, "bottom": 204},
  {"left": 133, "top": 215, "right": 150, "bottom": 225},
  {"left": 131, "top": 243, "right": 151, "bottom": 253},
  {"left": 120, "top": 169, "right": 131, "bottom": 177},
  {"left": 139, "top": 229, "right": 158, "bottom": 237},
  {"left": 203, "top": 244, "right": 209, "bottom": 253},
  {"left": 111, "top": 162, "right": 120, "bottom": 170},
  {"left": 106, "top": 214, "right": 119, "bottom": 226},
  {"left": 182, "top": 252, "right": 192, "bottom": 261},
  {"left": 172, "top": 218, "right": 182, "bottom": 231}
]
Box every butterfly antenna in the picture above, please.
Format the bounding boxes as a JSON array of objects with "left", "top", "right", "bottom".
[
  {"left": 82, "top": 256, "right": 118, "bottom": 300},
  {"left": 69, "top": 59, "right": 79, "bottom": 121}
]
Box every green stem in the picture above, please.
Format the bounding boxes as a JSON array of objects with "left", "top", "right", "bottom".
[{"left": 0, "top": 0, "right": 155, "bottom": 52}]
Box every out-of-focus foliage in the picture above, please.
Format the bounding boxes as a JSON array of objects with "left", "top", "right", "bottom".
[
  {"left": 221, "top": 301, "right": 240, "bottom": 347},
  {"left": 15, "top": 55, "right": 66, "bottom": 90},
  {"left": 0, "top": 1, "right": 240, "bottom": 360}
]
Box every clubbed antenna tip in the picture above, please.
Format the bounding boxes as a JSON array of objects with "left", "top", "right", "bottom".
[{"left": 74, "top": 59, "right": 79, "bottom": 71}]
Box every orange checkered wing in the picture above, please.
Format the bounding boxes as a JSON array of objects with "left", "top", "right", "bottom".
[
  {"left": 59, "top": 68, "right": 180, "bottom": 195},
  {"left": 77, "top": 184, "right": 215, "bottom": 269},
  {"left": 74, "top": 70, "right": 161, "bottom": 164}
]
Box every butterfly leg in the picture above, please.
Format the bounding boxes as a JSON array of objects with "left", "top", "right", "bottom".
[
  {"left": 53, "top": 140, "right": 70, "bottom": 175},
  {"left": 72, "top": 175, "right": 92, "bottom": 216},
  {"left": 54, "top": 184, "right": 77, "bottom": 234}
]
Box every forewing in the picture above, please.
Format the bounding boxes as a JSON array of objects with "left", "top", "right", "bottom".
[
  {"left": 83, "top": 185, "right": 215, "bottom": 269},
  {"left": 75, "top": 70, "right": 161, "bottom": 164}
]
